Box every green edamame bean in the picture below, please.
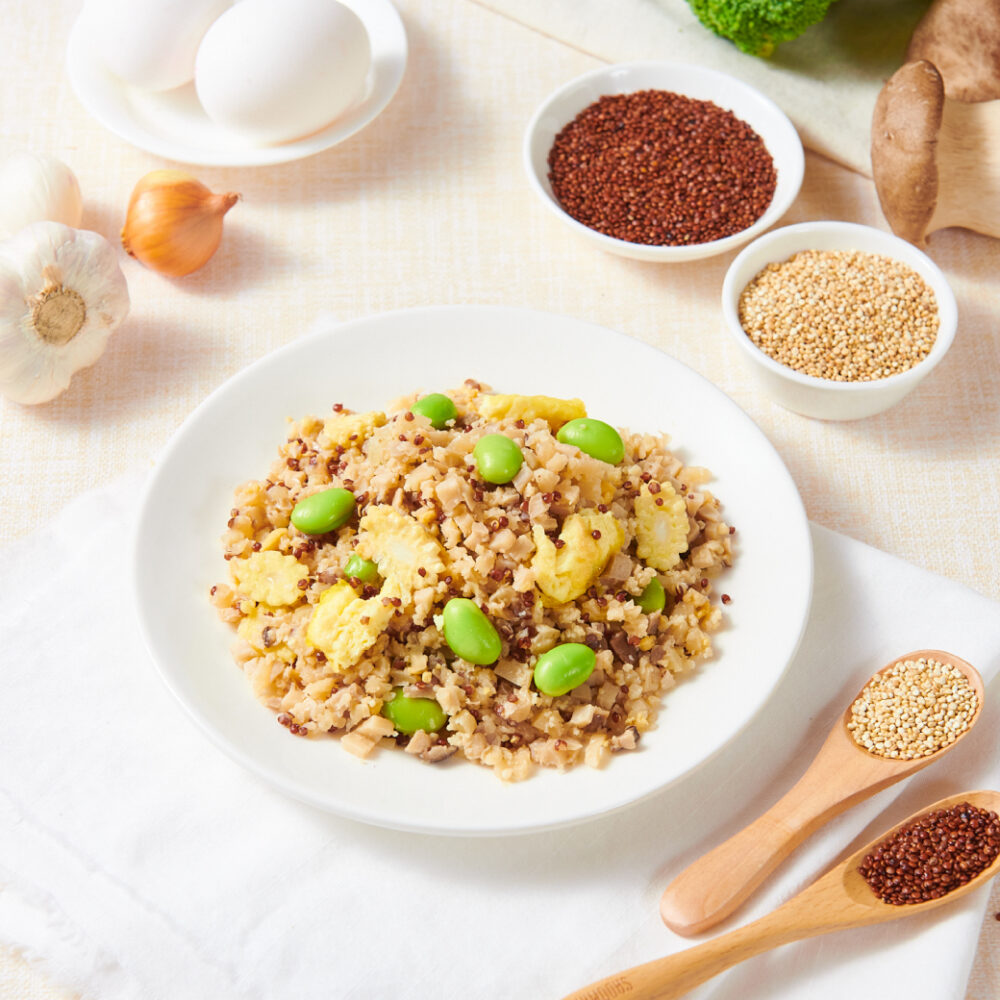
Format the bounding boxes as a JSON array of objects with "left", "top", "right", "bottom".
[
  {"left": 442, "top": 597, "right": 502, "bottom": 665},
  {"left": 637, "top": 578, "right": 665, "bottom": 614},
  {"left": 382, "top": 688, "right": 447, "bottom": 735},
  {"left": 344, "top": 554, "right": 379, "bottom": 584},
  {"left": 556, "top": 417, "right": 625, "bottom": 465},
  {"left": 473, "top": 434, "right": 523, "bottom": 485},
  {"left": 533, "top": 643, "right": 597, "bottom": 697},
  {"left": 411, "top": 393, "right": 457, "bottom": 430},
  {"left": 290, "top": 487, "right": 356, "bottom": 535}
]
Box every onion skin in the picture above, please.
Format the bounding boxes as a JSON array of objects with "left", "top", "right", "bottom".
[{"left": 121, "top": 170, "right": 238, "bottom": 277}]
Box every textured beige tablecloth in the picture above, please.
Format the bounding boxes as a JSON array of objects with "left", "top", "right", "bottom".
[{"left": 1, "top": 0, "right": 998, "bottom": 996}]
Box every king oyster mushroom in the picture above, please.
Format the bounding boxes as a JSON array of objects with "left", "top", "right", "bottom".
[
  {"left": 907, "top": 0, "right": 1000, "bottom": 102},
  {"left": 871, "top": 59, "right": 1000, "bottom": 244}
]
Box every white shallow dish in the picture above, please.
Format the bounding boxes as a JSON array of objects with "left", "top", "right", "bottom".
[
  {"left": 133, "top": 306, "right": 813, "bottom": 836},
  {"left": 65, "top": 0, "right": 406, "bottom": 166},
  {"left": 722, "top": 222, "right": 959, "bottom": 420},
  {"left": 524, "top": 62, "right": 804, "bottom": 262}
]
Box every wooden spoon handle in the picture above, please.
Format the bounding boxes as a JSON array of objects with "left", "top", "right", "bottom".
[
  {"left": 661, "top": 718, "right": 923, "bottom": 935},
  {"left": 659, "top": 784, "right": 821, "bottom": 935},
  {"left": 562, "top": 905, "right": 811, "bottom": 1000}
]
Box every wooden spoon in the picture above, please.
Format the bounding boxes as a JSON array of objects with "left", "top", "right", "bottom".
[
  {"left": 660, "top": 649, "right": 983, "bottom": 936},
  {"left": 564, "top": 790, "right": 1000, "bottom": 1000}
]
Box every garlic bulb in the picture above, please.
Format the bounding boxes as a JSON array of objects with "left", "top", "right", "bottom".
[
  {"left": 0, "top": 222, "right": 129, "bottom": 405},
  {"left": 121, "top": 170, "right": 238, "bottom": 277},
  {"left": 0, "top": 151, "right": 83, "bottom": 240}
]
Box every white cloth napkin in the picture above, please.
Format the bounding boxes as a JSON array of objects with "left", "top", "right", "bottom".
[
  {"left": 479, "top": 0, "right": 928, "bottom": 177},
  {"left": 1, "top": 471, "right": 998, "bottom": 1000}
]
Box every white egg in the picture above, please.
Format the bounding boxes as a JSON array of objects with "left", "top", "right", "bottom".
[
  {"left": 85, "top": 0, "right": 232, "bottom": 92},
  {"left": 194, "top": 0, "right": 371, "bottom": 145}
]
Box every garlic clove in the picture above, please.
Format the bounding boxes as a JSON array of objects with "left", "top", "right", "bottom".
[
  {"left": 0, "top": 150, "right": 83, "bottom": 240},
  {"left": 0, "top": 270, "right": 57, "bottom": 393},
  {"left": 0, "top": 222, "right": 129, "bottom": 405}
]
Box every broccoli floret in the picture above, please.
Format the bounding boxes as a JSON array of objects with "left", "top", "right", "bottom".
[{"left": 686, "top": 0, "right": 838, "bottom": 57}]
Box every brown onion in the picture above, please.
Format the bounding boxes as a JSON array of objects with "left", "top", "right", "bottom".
[{"left": 121, "top": 170, "right": 238, "bottom": 277}]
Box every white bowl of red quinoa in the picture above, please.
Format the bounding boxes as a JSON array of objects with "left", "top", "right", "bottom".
[
  {"left": 721, "top": 221, "right": 958, "bottom": 420},
  {"left": 523, "top": 62, "right": 804, "bottom": 262}
]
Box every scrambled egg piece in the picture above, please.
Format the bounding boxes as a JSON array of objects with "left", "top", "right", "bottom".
[
  {"left": 355, "top": 505, "right": 447, "bottom": 598},
  {"left": 532, "top": 509, "right": 624, "bottom": 603},
  {"left": 634, "top": 483, "right": 689, "bottom": 571},
  {"left": 231, "top": 550, "right": 308, "bottom": 606},
  {"left": 318, "top": 410, "right": 386, "bottom": 450},
  {"left": 305, "top": 581, "right": 394, "bottom": 671},
  {"left": 477, "top": 393, "right": 585, "bottom": 429}
]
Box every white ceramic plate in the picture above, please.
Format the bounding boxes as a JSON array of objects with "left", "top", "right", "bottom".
[
  {"left": 524, "top": 62, "right": 804, "bottom": 262},
  {"left": 133, "top": 306, "right": 813, "bottom": 835},
  {"left": 65, "top": 0, "right": 406, "bottom": 167}
]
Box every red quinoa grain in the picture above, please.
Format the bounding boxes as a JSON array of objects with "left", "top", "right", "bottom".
[
  {"left": 547, "top": 89, "right": 776, "bottom": 246},
  {"left": 859, "top": 803, "right": 1000, "bottom": 905}
]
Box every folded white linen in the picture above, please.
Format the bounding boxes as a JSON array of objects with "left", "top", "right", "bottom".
[
  {"left": 0, "top": 471, "right": 997, "bottom": 1000},
  {"left": 478, "top": 0, "right": 929, "bottom": 178}
]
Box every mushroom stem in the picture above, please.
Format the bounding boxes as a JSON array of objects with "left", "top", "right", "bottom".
[
  {"left": 931, "top": 98, "right": 1000, "bottom": 236},
  {"left": 872, "top": 59, "right": 1000, "bottom": 245}
]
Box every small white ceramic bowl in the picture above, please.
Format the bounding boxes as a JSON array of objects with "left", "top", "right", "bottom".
[
  {"left": 523, "top": 62, "right": 804, "bottom": 262},
  {"left": 721, "top": 221, "right": 958, "bottom": 420}
]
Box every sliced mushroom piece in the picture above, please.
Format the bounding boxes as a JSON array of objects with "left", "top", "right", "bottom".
[
  {"left": 598, "top": 552, "right": 634, "bottom": 586},
  {"left": 403, "top": 729, "right": 458, "bottom": 762},
  {"left": 609, "top": 629, "right": 639, "bottom": 665},
  {"left": 871, "top": 59, "right": 1000, "bottom": 244},
  {"left": 423, "top": 743, "right": 459, "bottom": 763},
  {"left": 610, "top": 726, "right": 640, "bottom": 752}
]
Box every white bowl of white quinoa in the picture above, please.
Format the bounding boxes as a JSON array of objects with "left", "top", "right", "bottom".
[{"left": 721, "top": 221, "right": 958, "bottom": 420}]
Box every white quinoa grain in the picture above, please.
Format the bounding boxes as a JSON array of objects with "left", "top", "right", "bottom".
[
  {"left": 738, "top": 250, "right": 939, "bottom": 382},
  {"left": 846, "top": 657, "right": 977, "bottom": 760}
]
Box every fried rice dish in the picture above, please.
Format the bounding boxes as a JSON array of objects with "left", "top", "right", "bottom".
[{"left": 210, "top": 380, "right": 734, "bottom": 781}]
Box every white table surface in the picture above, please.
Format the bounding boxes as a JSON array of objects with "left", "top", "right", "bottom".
[{"left": 1, "top": 0, "right": 998, "bottom": 996}]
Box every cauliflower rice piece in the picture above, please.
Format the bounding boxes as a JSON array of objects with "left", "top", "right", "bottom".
[{"left": 212, "top": 380, "right": 735, "bottom": 781}]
